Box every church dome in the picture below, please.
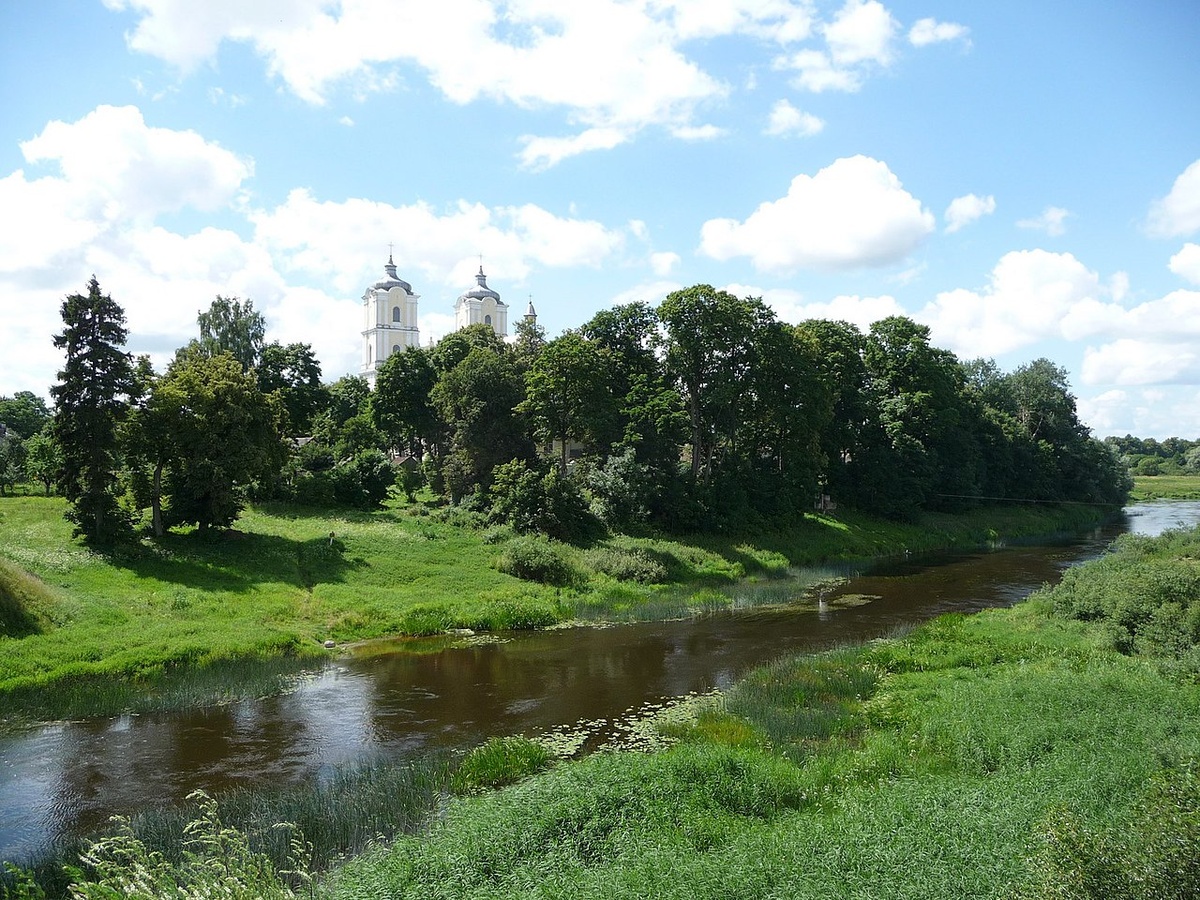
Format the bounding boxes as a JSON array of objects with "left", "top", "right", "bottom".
[
  {"left": 373, "top": 255, "right": 412, "bottom": 293},
  {"left": 459, "top": 266, "right": 503, "bottom": 304}
]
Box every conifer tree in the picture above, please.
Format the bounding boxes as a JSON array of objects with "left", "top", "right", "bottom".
[{"left": 51, "top": 276, "right": 136, "bottom": 544}]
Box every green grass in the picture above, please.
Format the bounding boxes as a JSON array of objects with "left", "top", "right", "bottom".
[
  {"left": 1130, "top": 473, "right": 1200, "bottom": 501},
  {"left": 0, "top": 494, "right": 1115, "bottom": 721},
  {"left": 323, "top": 529, "right": 1200, "bottom": 900}
]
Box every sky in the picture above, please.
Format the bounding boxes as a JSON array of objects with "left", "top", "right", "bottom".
[{"left": 2, "top": 1, "right": 1199, "bottom": 439}]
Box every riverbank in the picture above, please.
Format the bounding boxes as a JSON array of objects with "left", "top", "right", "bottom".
[
  {"left": 1130, "top": 473, "right": 1200, "bottom": 501},
  {"left": 1, "top": 495, "right": 1115, "bottom": 722},
  {"left": 324, "top": 520, "right": 1200, "bottom": 900},
  {"left": 23, "top": 508, "right": 1199, "bottom": 898}
]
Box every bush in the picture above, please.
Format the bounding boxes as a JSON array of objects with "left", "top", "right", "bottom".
[
  {"left": 489, "top": 459, "right": 602, "bottom": 544},
  {"left": 495, "top": 536, "right": 579, "bottom": 587},
  {"left": 584, "top": 545, "right": 668, "bottom": 583}
]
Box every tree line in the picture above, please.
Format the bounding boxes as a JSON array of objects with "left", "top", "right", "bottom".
[{"left": 9, "top": 277, "right": 1132, "bottom": 545}]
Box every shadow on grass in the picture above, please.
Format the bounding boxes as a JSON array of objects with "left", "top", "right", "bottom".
[{"left": 104, "top": 529, "right": 365, "bottom": 593}]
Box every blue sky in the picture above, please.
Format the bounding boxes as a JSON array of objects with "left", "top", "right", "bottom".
[{"left": 2, "top": 0, "right": 1198, "bottom": 438}]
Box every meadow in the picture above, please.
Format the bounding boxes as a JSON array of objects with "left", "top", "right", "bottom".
[
  {"left": 0, "top": 494, "right": 1109, "bottom": 722},
  {"left": 1130, "top": 473, "right": 1200, "bottom": 501}
]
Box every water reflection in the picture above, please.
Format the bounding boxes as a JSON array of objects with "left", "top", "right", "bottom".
[{"left": 3, "top": 501, "right": 1199, "bottom": 862}]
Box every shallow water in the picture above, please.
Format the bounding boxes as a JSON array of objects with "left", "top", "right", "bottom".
[{"left": 2, "top": 500, "right": 1198, "bottom": 862}]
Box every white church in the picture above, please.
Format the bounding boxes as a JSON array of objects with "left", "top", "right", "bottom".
[{"left": 360, "top": 255, "right": 536, "bottom": 386}]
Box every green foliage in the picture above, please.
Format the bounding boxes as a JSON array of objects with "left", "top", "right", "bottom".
[
  {"left": 154, "top": 352, "right": 287, "bottom": 532},
  {"left": 0, "top": 392, "right": 51, "bottom": 440},
  {"left": 194, "top": 295, "right": 266, "bottom": 372},
  {"left": 1046, "top": 525, "right": 1200, "bottom": 659},
  {"left": 50, "top": 277, "right": 137, "bottom": 545},
  {"left": 452, "top": 736, "right": 555, "bottom": 794},
  {"left": 489, "top": 459, "right": 601, "bottom": 543},
  {"left": 0, "top": 432, "right": 25, "bottom": 496},
  {"left": 583, "top": 545, "right": 668, "bottom": 583},
  {"left": 66, "top": 791, "right": 308, "bottom": 899},
  {"left": 257, "top": 342, "right": 326, "bottom": 437},
  {"left": 1017, "top": 762, "right": 1200, "bottom": 900},
  {"left": 21, "top": 432, "right": 60, "bottom": 496},
  {"left": 329, "top": 450, "right": 395, "bottom": 510},
  {"left": 494, "top": 535, "right": 579, "bottom": 586}
]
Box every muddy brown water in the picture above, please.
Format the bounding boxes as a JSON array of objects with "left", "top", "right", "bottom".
[{"left": 2, "top": 500, "right": 1198, "bottom": 862}]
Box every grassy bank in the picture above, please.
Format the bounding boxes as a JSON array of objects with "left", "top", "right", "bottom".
[
  {"left": 1, "top": 495, "right": 1113, "bottom": 721},
  {"left": 327, "top": 525, "right": 1200, "bottom": 900},
  {"left": 1130, "top": 473, "right": 1200, "bottom": 501}
]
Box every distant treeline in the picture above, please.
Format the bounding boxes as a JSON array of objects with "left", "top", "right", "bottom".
[
  {"left": 1104, "top": 435, "right": 1200, "bottom": 477},
  {"left": 15, "top": 280, "right": 1131, "bottom": 544}
]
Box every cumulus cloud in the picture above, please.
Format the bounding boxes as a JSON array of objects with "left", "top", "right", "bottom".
[
  {"left": 699, "top": 155, "right": 935, "bottom": 273},
  {"left": 0, "top": 103, "right": 632, "bottom": 396},
  {"left": 724, "top": 282, "right": 905, "bottom": 329},
  {"left": 1147, "top": 159, "right": 1200, "bottom": 237},
  {"left": 102, "top": 0, "right": 754, "bottom": 165},
  {"left": 920, "top": 249, "right": 1107, "bottom": 357},
  {"left": 1170, "top": 242, "right": 1200, "bottom": 284},
  {"left": 764, "top": 99, "right": 825, "bottom": 137},
  {"left": 908, "top": 17, "right": 970, "bottom": 47},
  {"left": 823, "top": 0, "right": 897, "bottom": 66},
  {"left": 1082, "top": 340, "right": 1200, "bottom": 386},
  {"left": 1017, "top": 206, "right": 1071, "bottom": 237},
  {"left": 944, "top": 193, "right": 995, "bottom": 233}
]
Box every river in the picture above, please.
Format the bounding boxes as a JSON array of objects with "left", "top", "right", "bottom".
[{"left": 2, "top": 500, "right": 1198, "bottom": 863}]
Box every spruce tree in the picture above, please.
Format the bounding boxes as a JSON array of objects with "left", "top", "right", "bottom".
[{"left": 51, "top": 276, "right": 136, "bottom": 544}]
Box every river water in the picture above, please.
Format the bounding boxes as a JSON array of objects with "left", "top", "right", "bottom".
[{"left": 2, "top": 500, "right": 1198, "bottom": 863}]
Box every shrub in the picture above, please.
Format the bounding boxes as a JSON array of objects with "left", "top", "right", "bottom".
[
  {"left": 495, "top": 536, "right": 579, "bottom": 587},
  {"left": 584, "top": 545, "right": 668, "bottom": 584}
]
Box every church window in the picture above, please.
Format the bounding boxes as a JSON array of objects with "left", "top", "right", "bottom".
[
  {"left": 392, "top": 344, "right": 401, "bottom": 354},
  {"left": 484, "top": 314, "right": 492, "bottom": 326},
  {"left": 392, "top": 306, "right": 401, "bottom": 322}
]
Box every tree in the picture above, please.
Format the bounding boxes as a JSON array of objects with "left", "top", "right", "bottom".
[
  {"left": 519, "top": 331, "right": 614, "bottom": 471},
  {"left": 256, "top": 342, "right": 325, "bottom": 436},
  {"left": 50, "top": 277, "right": 136, "bottom": 544},
  {"left": 373, "top": 346, "right": 440, "bottom": 456},
  {"left": 0, "top": 391, "right": 51, "bottom": 439},
  {"left": 195, "top": 296, "right": 266, "bottom": 371},
  {"left": 23, "top": 431, "right": 61, "bottom": 496},
  {"left": 431, "top": 345, "right": 533, "bottom": 502},
  {"left": 156, "top": 352, "right": 286, "bottom": 532},
  {"left": 659, "top": 286, "right": 771, "bottom": 481},
  {"left": 0, "top": 431, "right": 24, "bottom": 495}
]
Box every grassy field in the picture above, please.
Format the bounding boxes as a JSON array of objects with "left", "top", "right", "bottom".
[
  {"left": 1130, "top": 473, "right": 1200, "bottom": 501},
  {"left": 325, "top": 525, "right": 1200, "bottom": 900},
  {"left": 1, "top": 495, "right": 1112, "bottom": 721}
]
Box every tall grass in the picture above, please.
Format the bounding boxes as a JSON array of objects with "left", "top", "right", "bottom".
[{"left": 323, "top": 528, "right": 1200, "bottom": 900}]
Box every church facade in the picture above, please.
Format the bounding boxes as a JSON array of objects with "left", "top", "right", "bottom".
[{"left": 361, "top": 256, "right": 533, "bottom": 386}]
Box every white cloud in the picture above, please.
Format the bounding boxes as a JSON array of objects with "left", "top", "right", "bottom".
[
  {"left": 650, "top": 251, "right": 681, "bottom": 276},
  {"left": 724, "top": 282, "right": 904, "bottom": 329},
  {"left": 0, "top": 104, "right": 632, "bottom": 396},
  {"left": 251, "top": 188, "right": 624, "bottom": 295},
  {"left": 908, "top": 17, "right": 970, "bottom": 47},
  {"left": 105, "top": 0, "right": 744, "bottom": 166},
  {"left": 1169, "top": 242, "right": 1200, "bottom": 284},
  {"left": 17, "top": 105, "right": 251, "bottom": 223},
  {"left": 775, "top": 48, "right": 864, "bottom": 93},
  {"left": 944, "top": 193, "right": 995, "bottom": 233},
  {"left": 670, "top": 123, "right": 727, "bottom": 141},
  {"left": 1017, "top": 206, "right": 1071, "bottom": 237},
  {"left": 1147, "top": 159, "right": 1200, "bottom": 237},
  {"left": 1082, "top": 339, "right": 1200, "bottom": 386},
  {"left": 920, "top": 249, "right": 1106, "bottom": 357},
  {"left": 823, "top": 0, "right": 897, "bottom": 66},
  {"left": 764, "top": 99, "right": 825, "bottom": 137},
  {"left": 699, "top": 155, "right": 934, "bottom": 273}
]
